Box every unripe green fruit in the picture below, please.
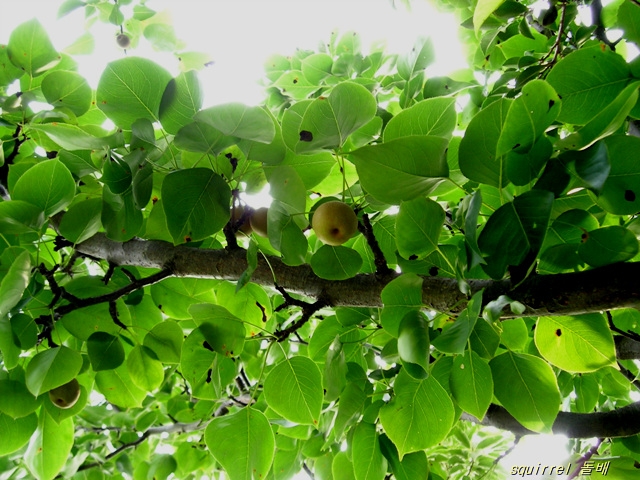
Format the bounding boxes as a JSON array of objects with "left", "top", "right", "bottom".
[
  {"left": 250, "top": 207, "right": 269, "bottom": 238},
  {"left": 312, "top": 201, "right": 358, "bottom": 246},
  {"left": 49, "top": 378, "right": 81, "bottom": 409},
  {"left": 116, "top": 34, "right": 131, "bottom": 48}
]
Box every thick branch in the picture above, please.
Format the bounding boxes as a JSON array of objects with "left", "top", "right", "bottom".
[
  {"left": 464, "top": 401, "right": 640, "bottom": 438},
  {"left": 71, "top": 234, "right": 640, "bottom": 317},
  {"left": 615, "top": 336, "right": 640, "bottom": 360}
]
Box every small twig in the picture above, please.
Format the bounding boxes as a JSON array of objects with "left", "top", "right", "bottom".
[
  {"left": 303, "top": 463, "right": 316, "bottom": 479},
  {"left": 591, "top": 0, "right": 621, "bottom": 51},
  {"left": 108, "top": 301, "right": 127, "bottom": 329},
  {"left": 607, "top": 311, "right": 640, "bottom": 342},
  {"left": 357, "top": 213, "right": 392, "bottom": 277},
  {"left": 38, "top": 264, "right": 82, "bottom": 308},
  {"left": 273, "top": 284, "right": 329, "bottom": 341},
  {"left": 35, "top": 315, "right": 58, "bottom": 347},
  {"left": 617, "top": 361, "right": 640, "bottom": 390},
  {"left": 568, "top": 439, "right": 602, "bottom": 479},
  {"left": 102, "top": 262, "right": 117, "bottom": 285}
]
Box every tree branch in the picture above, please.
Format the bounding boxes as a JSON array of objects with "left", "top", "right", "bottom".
[
  {"left": 463, "top": 402, "right": 640, "bottom": 438},
  {"left": 71, "top": 234, "right": 640, "bottom": 317}
]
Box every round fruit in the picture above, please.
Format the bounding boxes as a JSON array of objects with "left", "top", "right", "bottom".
[
  {"left": 312, "top": 201, "right": 358, "bottom": 246},
  {"left": 49, "top": 378, "right": 81, "bottom": 409},
  {"left": 116, "top": 34, "right": 131, "bottom": 48},
  {"left": 231, "top": 205, "right": 253, "bottom": 235},
  {"left": 250, "top": 207, "right": 269, "bottom": 238}
]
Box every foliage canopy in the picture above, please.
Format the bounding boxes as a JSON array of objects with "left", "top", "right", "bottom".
[{"left": 2, "top": 0, "right": 640, "bottom": 478}]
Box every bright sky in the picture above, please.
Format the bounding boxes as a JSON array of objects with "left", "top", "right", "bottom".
[
  {"left": 1, "top": 1, "right": 579, "bottom": 478},
  {"left": 1, "top": 0, "right": 467, "bottom": 106}
]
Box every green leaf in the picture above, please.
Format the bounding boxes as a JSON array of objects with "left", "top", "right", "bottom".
[
  {"left": 310, "top": 245, "right": 363, "bottom": 280},
  {"left": 189, "top": 303, "right": 246, "bottom": 357},
  {"left": 143, "top": 321, "right": 183, "bottom": 364},
  {"left": 95, "top": 364, "right": 147, "bottom": 408},
  {"left": 41, "top": 70, "right": 92, "bottom": 116},
  {"left": 264, "top": 356, "right": 323, "bottom": 425},
  {"left": 12, "top": 160, "right": 75, "bottom": 216},
  {"left": 24, "top": 410, "right": 74, "bottom": 480},
  {"left": 174, "top": 121, "right": 236, "bottom": 155},
  {"left": 267, "top": 200, "right": 308, "bottom": 266},
  {"left": 301, "top": 53, "right": 333, "bottom": 84},
  {"left": 87, "top": 332, "right": 125, "bottom": 371},
  {"left": 535, "top": 314, "right": 617, "bottom": 373},
  {"left": 97, "top": 57, "right": 172, "bottom": 128},
  {"left": 478, "top": 190, "right": 554, "bottom": 279},
  {"left": 29, "top": 124, "right": 123, "bottom": 151},
  {"left": 450, "top": 350, "right": 493, "bottom": 420},
  {"left": 496, "top": 80, "right": 560, "bottom": 156},
  {"left": 101, "top": 188, "right": 143, "bottom": 242},
  {"left": 127, "top": 345, "right": 165, "bottom": 392},
  {"left": 8, "top": 19, "right": 60, "bottom": 76},
  {"left": 397, "top": 311, "right": 430, "bottom": 379},
  {"left": 563, "top": 141, "right": 610, "bottom": 194},
  {"left": 573, "top": 374, "right": 599, "bottom": 413},
  {"left": 381, "top": 274, "right": 424, "bottom": 336},
  {"left": 432, "top": 290, "right": 482, "bottom": 354},
  {"left": 578, "top": 226, "right": 639, "bottom": 267},
  {"left": 459, "top": 98, "right": 512, "bottom": 187},
  {"left": 0, "top": 412, "right": 37, "bottom": 456},
  {"left": 162, "top": 168, "right": 231, "bottom": 244},
  {"left": 379, "top": 434, "right": 429, "bottom": 480},
  {"left": 352, "top": 422, "right": 387, "bottom": 480},
  {"left": 205, "top": 408, "right": 275, "bottom": 480},
  {"left": 25, "top": 346, "right": 83, "bottom": 397},
  {"left": 333, "top": 451, "right": 356, "bottom": 480},
  {"left": 599, "top": 135, "right": 640, "bottom": 214},
  {"left": 379, "top": 369, "right": 455, "bottom": 458},
  {"left": 180, "top": 327, "right": 237, "bottom": 400},
  {"left": 334, "top": 382, "right": 367, "bottom": 439},
  {"left": 617, "top": 1, "right": 640, "bottom": 46},
  {"left": 195, "top": 103, "right": 275, "bottom": 143},
  {"left": 383, "top": 98, "right": 456, "bottom": 141},
  {"left": 397, "top": 37, "right": 435, "bottom": 80},
  {"left": 489, "top": 351, "right": 560, "bottom": 433},
  {"left": 0, "top": 379, "right": 41, "bottom": 418},
  {"left": 294, "top": 82, "right": 377, "bottom": 153},
  {"left": 546, "top": 46, "right": 629, "bottom": 125},
  {"left": 158, "top": 71, "right": 203, "bottom": 134},
  {"left": 58, "top": 197, "right": 102, "bottom": 243},
  {"left": 349, "top": 136, "right": 449, "bottom": 204},
  {"left": 474, "top": 0, "right": 506, "bottom": 31},
  {"left": 0, "top": 249, "right": 31, "bottom": 319},
  {"left": 396, "top": 197, "right": 444, "bottom": 261},
  {"left": 0, "top": 200, "right": 45, "bottom": 235},
  {"left": 558, "top": 81, "right": 640, "bottom": 150}
]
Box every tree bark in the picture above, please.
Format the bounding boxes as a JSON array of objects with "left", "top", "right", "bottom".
[
  {"left": 463, "top": 401, "right": 640, "bottom": 438},
  {"left": 73, "top": 234, "right": 640, "bottom": 317}
]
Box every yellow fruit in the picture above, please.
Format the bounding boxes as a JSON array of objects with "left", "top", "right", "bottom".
[
  {"left": 116, "top": 34, "right": 131, "bottom": 48},
  {"left": 49, "top": 378, "right": 81, "bottom": 409},
  {"left": 250, "top": 207, "right": 269, "bottom": 238},
  {"left": 312, "top": 201, "right": 358, "bottom": 246}
]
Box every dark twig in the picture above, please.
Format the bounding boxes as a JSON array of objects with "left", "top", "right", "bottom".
[
  {"left": 102, "top": 262, "right": 117, "bottom": 285},
  {"left": 358, "top": 213, "right": 393, "bottom": 277},
  {"left": 591, "top": 0, "right": 621, "bottom": 50},
  {"left": 53, "top": 268, "right": 173, "bottom": 317},
  {"left": 617, "top": 361, "right": 640, "bottom": 390},
  {"left": 303, "top": 463, "right": 315, "bottom": 479},
  {"left": 607, "top": 311, "right": 640, "bottom": 342},
  {"left": 273, "top": 284, "right": 329, "bottom": 341},
  {"left": 108, "top": 301, "right": 127, "bottom": 329},
  {"left": 568, "top": 439, "right": 602, "bottom": 479},
  {"left": 35, "top": 315, "right": 58, "bottom": 347}
]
